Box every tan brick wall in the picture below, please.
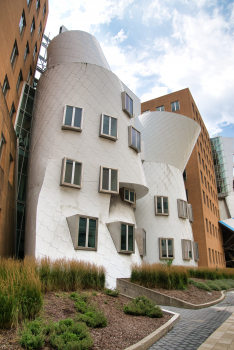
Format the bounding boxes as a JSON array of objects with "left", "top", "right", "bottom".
[{"left": 141, "top": 88, "right": 225, "bottom": 267}]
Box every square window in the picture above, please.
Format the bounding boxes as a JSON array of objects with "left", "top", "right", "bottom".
[
  {"left": 156, "top": 105, "right": 164, "bottom": 111},
  {"left": 159, "top": 238, "right": 174, "bottom": 259},
  {"left": 62, "top": 105, "right": 83, "bottom": 132},
  {"left": 10, "top": 40, "right": 18, "bottom": 68},
  {"left": 2, "top": 75, "right": 10, "bottom": 98},
  {"left": 128, "top": 126, "right": 141, "bottom": 152},
  {"left": 171, "top": 101, "right": 180, "bottom": 112},
  {"left": 99, "top": 113, "right": 118, "bottom": 141},
  {"left": 99, "top": 166, "right": 119, "bottom": 194},
  {"left": 121, "top": 223, "right": 134, "bottom": 252},
  {"left": 60, "top": 157, "right": 83, "bottom": 189},
  {"left": 19, "top": 10, "right": 26, "bottom": 35},
  {"left": 155, "top": 196, "right": 169, "bottom": 216},
  {"left": 77, "top": 216, "right": 97, "bottom": 250},
  {"left": 182, "top": 239, "right": 193, "bottom": 260},
  {"left": 177, "top": 199, "right": 188, "bottom": 219},
  {"left": 120, "top": 187, "right": 136, "bottom": 205},
  {"left": 121, "top": 91, "right": 133, "bottom": 118}
]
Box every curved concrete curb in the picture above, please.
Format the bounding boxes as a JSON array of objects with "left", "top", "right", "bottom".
[
  {"left": 117, "top": 278, "right": 226, "bottom": 310},
  {"left": 124, "top": 309, "right": 180, "bottom": 350}
]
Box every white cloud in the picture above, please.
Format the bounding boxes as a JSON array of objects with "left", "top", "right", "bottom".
[
  {"left": 141, "top": 86, "right": 169, "bottom": 103},
  {"left": 111, "top": 29, "right": 128, "bottom": 44},
  {"left": 142, "top": 0, "right": 171, "bottom": 25}
]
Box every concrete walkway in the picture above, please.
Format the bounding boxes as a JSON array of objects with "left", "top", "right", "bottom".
[{"left": 148, "top": 291, "right": 234, "bottom": 350}]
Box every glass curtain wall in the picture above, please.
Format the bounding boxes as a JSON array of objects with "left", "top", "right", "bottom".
[{"left": 211, "top": 137, "right": 230, "bottom": 195}]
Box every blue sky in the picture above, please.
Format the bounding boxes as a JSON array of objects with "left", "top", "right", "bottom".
[{"left": 45, "top": 0, "right": 234, "bottom": 138}]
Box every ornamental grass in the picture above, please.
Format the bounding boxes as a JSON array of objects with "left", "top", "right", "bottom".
[{"left": 187, "top": 267, "right": 234, "bottom": 281}]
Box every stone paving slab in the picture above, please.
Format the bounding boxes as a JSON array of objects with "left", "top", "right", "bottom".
[{"left": 148, "top": 292, "right": 234, "bottom": 350}]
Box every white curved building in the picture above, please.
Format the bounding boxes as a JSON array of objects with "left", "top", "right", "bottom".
[
  {"left": 135, "top": 112, "right": 200, "bottom": 266},
  {"left": 25, "top": 29, "right": 200, "bottom": 287}
]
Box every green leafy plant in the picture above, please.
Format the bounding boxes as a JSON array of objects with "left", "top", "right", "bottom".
[
  {"left": 104, "top": 288, "right": 119, "bottom": 297},
  {"left": 92, "top": 292, "right": 97, "bottom": 296},
  {"left": 189, "top": 279, "right": 211, "bottom": 291},
  {"left": 124, "top": 296, "right": 163, "bottom": 318},
  {"left": 19, "top": 318, "right": 45, "bottom": 349},
  {"left": 76, "top": 308, "right": 107, "bottom": 328}
]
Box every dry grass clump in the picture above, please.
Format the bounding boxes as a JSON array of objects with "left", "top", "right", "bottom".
[
  {"left": 131, "top": 263, "right": 188, "bottom": 290},
  {"left": 187, "top": 267, "right": 234, "bottom": 281}
]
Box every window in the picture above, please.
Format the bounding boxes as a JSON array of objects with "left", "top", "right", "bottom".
[
  {"left": 2, "top": 75, "right": 10, "bottom": 98},
  {"left": 159, "top": 238, "right": 174, "bottom": 259},
  {"left": 121, "top": 188, "right": 136, "bottom": 205},
  {"left": 206, "top": 195, "right": 209, "bottom": 207},
  {"left": 19, "top": 10, "right": 26, "bottom": 35},
  {"left": 30, "top": 17, "right": 35, "bottom": 36},
  {"left": 36, "top": 0, "right": 40, "bottom": 11},
  {"left": 209, "top": 221, "right": 212, "bottom": 235},
  {"left": 200, "top": 171, "right": 203, "bottom": 183},
  {"left": 99, "top": 113, "right": 117, "bottom": 140},
  {"left": 212, "top": 224, "right": 215, "bottom": 236},
  {"left": 212, "top": 249, "right": 215, "bottom": 263},
  {"left": 60, "top": 157, "right": 83, "bottom": 189},
  {"left": 204, "top": 176, "right": 206, "bottom": 187},
  {"left": 182, "top": 239, "right": 192, "bottom": 260},
  {"left": 38, "top": 21, "right": 42, "bottom": 36},
  {"left": 156, "top": 105, "right": 164, "bottom": 111},
  {"left": 128, "top": 126, "right": 141, "bottom": 152},
  {"left": 9, "top": 102, "right": 16, "bottom": 120},
  {"left": 186, "top": 189, "right": 189, "bottom": 202},
  {"left": 171, "top": 101, "right": 180, "bottom": 112},
  {"left": 8, "top": 154, "right": 13, "bottom": 182},
  {"left": 215, "top": 227, "right": 217, "bottom": 238},
  {"left": 99, "top": 166, "right": 119, "bottom": 194},
  {"left": 193, "top": 242, "right": 199, "bottom": 261},
  {"left": 121, "top": 223, "right": 134, "bottom": 252},
  {"left": 183, "top": 169, "right": 187, "bottom": 181},
  {"left": 121, "top": 91, "right": 133, "bottom": 118},
  {"left": 177, "top": 199, "right": 188, "bottom": 219},
  {"left": 62, "top": 105, "right": 83, "bottom": 131},
  {"left": 198, "top": 152, "right": 201, "bottom": 163},
  {"left": 206, "top": 218, "right": 208, "bottom": 232},
  {"left": 77, "top": 216, "right": 97, "bottom": 250},
  {"left": 10, "top": 40, "right": 18, "bottom": 68},
  {"left": 203, "top": 191, "right": 205, "bottom": 204},
  {"left": 33, "top": 42, "right": 37, "bottom": 60},
  {"left": 188, "top": 204, "right": 193, "bottom": 223},
  {"left": 192, "top": 103, "right": 194, "bottom": 112},
  {"left": 155, "top": 196, "right": 169, "bottom": 215},
  {"left": 27, "top": 0, "right": 32, "bottom": 8},
  {"left": 43, "top": 2, "right": 46, "bottom": 17},
  {"left": 27, "top": 66, "right": 32, "bottom": 84},
  {"left": 16, "top": 70, "right": 23, "bottom": 93},
  {"left": 208, "top": 248, "right": 211, "bottom": 263},
  {"left": 24, "top": 41, "right": 29, "bottom": 62},
  {"left": 0, "top": 134, "right": 6, "bottom": 164}
]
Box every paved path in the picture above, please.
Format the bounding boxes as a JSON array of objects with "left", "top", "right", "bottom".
[{"left": 148, "top": 291, "right": 234, "bottom": 350}]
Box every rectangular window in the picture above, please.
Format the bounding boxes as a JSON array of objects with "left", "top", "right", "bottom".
[
  {"left": 33, "top": 42, "right": 37, "bottom": 60},
  {"left": 10, "top": 40, "right": 18, "bottom": 68},
  {"left": 212, "top": 249, "right": 215, "bottom": 263},
  {"left": 99, "top": 113, "right": 117, "bottom": 140},
  {"left": 24, "top": 41, "right": 29, "bottom": 62},
  {"left": 209, "top": 221, "right": 212, "bottom": 235},
  {"left": 206, "top": 195, "right": 209, "bottom": 207},
  {"left": 0, "top": 133, "right": 6, "bottom": 164},
  {"left": 206, "top": 218, "right": 208, "bottom": 232},
  {"left": 19, "top": 10, "right": 26, "bottom": 35},
  {"left": 31, "top": 17, "right": 35, "bottom": 36},
  {"left": 182, "top": 239, "right": 193, "bottom": 260},
  {"left": 200, "top": 171, "right": 203, "bottom": 183},
  {"left": 155, "top": 196, "right": 169, "bottom": 216},
  {"left": 27, "top": 0, "right": 32, "bottom": 8},
  {"left": 188, "top": 204, "right": 193, "bottom": 223},
  {"left": 99, "top": 166, "right": 119, "bottom": 194},
  {"left": 209, "top": 248, "right": 211, "bottom": 263},
  {"left": 156, "top": 105, "right": 164, "bottom": 111},
  {"left": 77, "top": 216, "right": 97, "bottom": 250},
  {"left": 186, "top": 189, "right": 189, "bottom": 202},
  {"left": 171, "top": 101, "right": 180, "bottom": 112},
  {"left": 36, "top": 0, "right": 40, "bottom": 11},
  {"left": 43, "top": 2, "right": 46, "bottom": 17},
  {"left": 121, "top": 91, "right": 133, "bottom": 118},
  {"left": 16, "top": 70, "right": 23, "bottom": 93},
  {"left": 198, "top": 152, "right": 201, "bottom": 163},
  {"left": 9, "top": 102, "right": 16, "bottom": 120},
  {"left": 121, "top": 223, "right": 134, "bottom": 252},
  {"left": 128, "top": 126, "right": 141, "bottom": 152},
  {"left": 193, "top": 242, "right": 199, "bottom": 261},
  {"left": 2, "top": 75, "right": 10, "bottom": 98},
  {"left": 60, "top": 157, "right": 83, "bottom": 189},
  {"left": 38, "top": 21, "right": 42, "bottom": 36},
  {"left": 177, "top": 199, "right": 188, "bottom": 219},
  {"left": 123, "top": 188, "right": 136, "bottom": 205},
  {"left": 212, "top": 224, "right": 214, "bottom": 236},
  {"left": 215, "top": 227, "right": 217, "bottom": 238},
  {"left": 62, "top": 105, "right": 83, "bottom": 131},
  {"left": 27, "top": 66, "right": 32, "bottom": 84},
  {"left": 159, "top": 238, "right": 174, "bottom": 259}
]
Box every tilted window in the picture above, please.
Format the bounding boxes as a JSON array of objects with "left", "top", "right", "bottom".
[
  {"left": 188, "top": 204, "right": 193, "bottom": 223},
  {"left": 193, "top": 242, "right": 199, "bottom": 261},
  {"left": 177, "top": 199, "right": 188, "bottom": 219},
  {"left": 16, "top": 70, "right": 23, "bottom": 93},
  {"left": 78, "top": 216, "right": 97, "bottom": 250},
  {"left": 171, "top": 100, "right": 180, "bottom": 112},
  {"left": 99, "top": 166, "right": 119, "bottom": 194},
  {"left": 27, "top": 66, "right": 32, "bottom": 84},
  {"left": 2, "top": 75, "right": 10, "bottom": 98},
  {"left": 31, "top": 17, "right": 35, "bottom": 36},
  {"left": 156, "top": 105, "right": 164, "bottom": 111},
  {"left": 10, "top": 102, "right": 16, "bottom": 120},
  {"left": 36, "top": 0, "right": 40, "bottom": 11},
  {"left": 19, "top": 10, "right": 26, "bottom": 35},
  {"left": 183, "top": 169, "right": 187, "bottom": 181},
  {"left": 10, "top": 40, "right": 19, "bottom": 68},
  {"left": 155, "top": 196, "right": 169, "bottom": 216},
  {"left": 159, "top": 238, "right": 174, "bottom": 259},
  {"left": 33, "top": 43, "right": 37, "bottom": 60},
  {"left": 60, "top": 157, "right": 83, "bottom": 189},
  {"left": 182, "top": 239, "right": 193, "bottom": 260},
  {"left": 43, "top": 2, "right": 46, "bottom": 17},
  {"left": 128, "top": 126, "right": 141, "bottom": 152},
  {"left": 121, "top": 91, "right": 133, "bottom": 118},
  {"left": 24, "top": 41, "right": 29, "bottom": 62},
  {"left": 99, "top": 113, "right": 117, "bottom": 141},
  {"left": 62, "top": 105, "right": 83, "bottom": 131},
  {"left": 0, "top": 133, "right": 6, "bottom": 163},
  {"left": 120, "top": 187, "right": 136, "bottom": 205},
  {"left": 121, "top": 223, "right": 134, "bottom": 252},
  {"left": 38, "top": 21, "right": 42, "bottom": 36},
  {"left": 27, "top": 0, "right": 32, "bottom": 8}
]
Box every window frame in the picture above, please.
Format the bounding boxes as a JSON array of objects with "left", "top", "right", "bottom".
[
  {"left": 24, "top": 41, "right": 29, "bottom": 62},
  {"left": 171, "top": 100, "right": 180, "bottom": 112},
  {"left": 16, "top": 70, "right": 23, "bottom": 93},
  {"left": 10, "top": 40, "right": 19, "bottom": 68},
  {"left": 30, "top": 17, "right": 35, "bottom": 36},
  {"left": 0, "top": 133, "right": 6, "bottom": 164},
  {"left": 19, "top": 10, "right": 26, "bottom": 36},
  {"left": 128, "top": 125, "right": 141, "bottom": 153},
  {"left": 159, "top": 238, "right": 174, "bottom": 259},
  {"left": 177, "top": 199, "right": 188, "bottom": 219},
  {"left": 182, "top": 239, "right": 193, "bottom": 260},
  {"left": 155, "top": 196, "right": 169, "bottom": 216},
  {"left": 193, "top": 242, "right": 199, "bottom": 261},
  {"left": 99, "top": 113, "right": 118, "bottom": 141},
  {"left": 99, "top": 166, "right": 119, "bottom": 194},
  {"left": 76, "top": 215, "right": 98, "bottom": 251},
  {"left": 60, "top": 157, "right": 83, "bottom": 189},
  {"left": 156, "top": 105, "right": 164, "bottom": 111},
  {"left": 2, "top": 75, "right": 10, "bottom": 98},
  {"left": 120, "top": 222, "right": 135, "bottom": 254},
  {"left": 62, "top": 105, "right": 84, "bottom": 132},
  {"left": 121, "top": 91, "right": 133, "bottom": 118},
  {"left": 123, "top": 187, "right": 136, "bottom": 205},
  {"left": 188, "top": 204, "right": 193, "bottom": 223}
]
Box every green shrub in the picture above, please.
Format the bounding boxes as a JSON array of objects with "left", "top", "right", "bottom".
[
  {"left": 76, "top": 308, "right": 107, "bottom": 328},
  {"left": 104, "top": 288, "right": 119, "bottom": 297},
  {"left": 49, "top": 319, "right": 93, "bottom": 350},
  {"left": 20, "top": 319, "right": 45, "bottom": 349},
  {"left": 189, "top": 279, "right": 211, "bottom": 291},
  {"left": 124, "top": 296, "right": 163, "bottom": 318},
  {"left": 206, "top": 281, "right": 222, "bottom": 291}
]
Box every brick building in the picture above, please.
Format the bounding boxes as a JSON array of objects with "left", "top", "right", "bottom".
[
  {"left": 0, "top": 0, "right": 48, "bottom": 257},
  {"left": 141, "top": 88, "right": 225, "bottom": 267}
]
